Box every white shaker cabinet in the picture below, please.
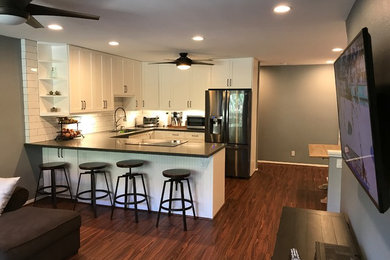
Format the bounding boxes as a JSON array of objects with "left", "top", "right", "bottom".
[
  {"left": 112, "top": 57, "right": 141, "bottom": 97},
  {"left": 91, "top": 52, "right": 113, "bottom": 111},
  {"left": 159, "top": 65, "right": 190, "bottom": 110},
  {"left": 141, "top": 63, "right": 160, "bottom": 109},
  {"left": 189, "top": 66, "right": 210, "bottom": 110},
  {"left": 69, "top": 46, "right": 93, "bottom": 113},
  {"left": 211, "top": 58, "right": 254, "bottom": 89}
]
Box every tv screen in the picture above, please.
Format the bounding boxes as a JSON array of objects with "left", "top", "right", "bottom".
[{"left": 334, "top": 27, "right": 390, "bottom": 213}]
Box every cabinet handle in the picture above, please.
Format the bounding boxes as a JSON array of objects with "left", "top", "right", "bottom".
[
  {"left": 172, "top": 133, "right": 179, "bottom": 136},
  {"left": 103, "top": 100, "right": 105, "bottom": 109},
  {"left": 190, "top": 101, "right": 192, "bottom": 108},
  {"left": 187, "top": 101, "right": 189, "bottom": 108},
  {"left": 229, "top": 79, "right": 232, "bottom": 86},
  {"left": 169, "top": 100, "right": 171, "bottom": 108},
  {"left": 227, "top": 79, "right": 229, "bottom": 87},
  {"left": 124, "top": 85, "right": 127, "bottom": 93},
  {"left": 81, "top": 101, "right": 84, "bottom": 110},
  {"left": 136, "top": 100, "right": 138, "bottom": 108},
  {"left": 84, "top": 101, "right": 87, "bottom": 110},
  {"left": 143, "top": 100, "right": 145, "bottom": 107},
  {"left": 57, "top": 148, "right": 60, "bottom": 158},
  {"left": 105, "top": 100, "right": 107, "bottom": 109},
  {"left": 61, "top": 148, "right": 64, "bottom": 158}
]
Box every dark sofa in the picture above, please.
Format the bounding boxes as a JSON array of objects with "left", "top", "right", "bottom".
[{"left": 0, "top": 187, "right": 81, "bottom": 260}]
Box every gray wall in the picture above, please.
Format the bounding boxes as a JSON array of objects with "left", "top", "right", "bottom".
[
  {"left": 258, "top": 65, "right": 339, "bottom": 165},
  {"left": 0, "top": 35, "right": 41, "bottom": 198},
  {"left": 340, "top": 0, "right": 390, "bottom": 259}
]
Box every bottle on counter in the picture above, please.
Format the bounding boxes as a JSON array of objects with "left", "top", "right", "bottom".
[{"left": 50, "top": 66, "right": 57, "bottom": 78}]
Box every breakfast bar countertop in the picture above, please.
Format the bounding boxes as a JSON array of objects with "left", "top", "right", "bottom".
[{"left": 26, "top": 130, "right": 224, "bottom": 158}]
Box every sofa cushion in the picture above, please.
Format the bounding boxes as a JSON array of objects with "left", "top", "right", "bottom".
[
  {"left": 0, "top": 207, "right": 81, "bottom": 259},
  {"left": 0, "top": 177, "right": 20, "bottom": 215},
  {"left": 3, "top": 187, "right": 29, "bottom": 213}
]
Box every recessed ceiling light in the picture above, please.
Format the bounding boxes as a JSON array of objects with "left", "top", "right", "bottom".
[
  {"left": 273, "top": 5, "right": 291, "bottom": 14},
  {"left": 109, "top": 41, "right": 119, "bottom": 46},
  {"left": 326, "top": 60, "right": 334, "bottom": 64},
  {"left": 192, "top": 35, "right": 204, "bottom": 41},
  {"left": 332, "top": 48, "right": 343, "bottom": 52},
  {"left": 48, "top": 24, "right": 63, "bottom": 30}
]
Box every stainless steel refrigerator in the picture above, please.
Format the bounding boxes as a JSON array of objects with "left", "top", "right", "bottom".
[{"left": 205, "top": 89, "right": 252, "bottom": 178}]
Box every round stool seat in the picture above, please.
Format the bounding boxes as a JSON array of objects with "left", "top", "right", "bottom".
[
  {"left": 163, "top": 169, "right": 191, "bottom": 179},
  {"left": 39, "top": 162, "right": 67, "bottom": 170},
  {"left": 79, "top": 162, "right": 107, "bottom": 170},
  {"left": 116, "top": 160, "right": 144, "bottom": 168}
]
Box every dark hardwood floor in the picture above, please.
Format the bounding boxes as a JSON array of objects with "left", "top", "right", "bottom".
[{"left": 34, "top": 163, "right": 327, "bottom": 259}]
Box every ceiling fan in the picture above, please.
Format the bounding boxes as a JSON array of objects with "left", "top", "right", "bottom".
[
  {"left": 0, "top": 0, "right": 99, "bottom": 28},
  {"left": 152, "top": 53, "right": 213, "bottom": 70}
]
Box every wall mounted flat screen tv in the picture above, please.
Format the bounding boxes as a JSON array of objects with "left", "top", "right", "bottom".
[{"left": 334, "top": 27, "right": 390, "bottom": 213}]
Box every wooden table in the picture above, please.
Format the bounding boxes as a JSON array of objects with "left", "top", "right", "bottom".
[
  {"left": 272, "top": 207, "right": 360, "bottom": 259},
  {"left": 308, "top": 144, "right": 341, "bottom": 158}
]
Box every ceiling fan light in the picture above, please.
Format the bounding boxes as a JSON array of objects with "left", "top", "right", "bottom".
[
  {"left": 177, "top": 64, "right": 191, "bottom": 70},
  {"left": 0, "top": 14, "right": 26, "bottom": 25}
]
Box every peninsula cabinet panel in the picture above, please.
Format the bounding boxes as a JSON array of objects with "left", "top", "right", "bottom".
[{"left": 42, "top": 147, "right": 79, "bottom": 194}]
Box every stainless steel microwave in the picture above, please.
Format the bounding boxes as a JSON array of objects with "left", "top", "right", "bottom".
[{"left": 186, "top": 116, "right": 205, "bottom": 129}]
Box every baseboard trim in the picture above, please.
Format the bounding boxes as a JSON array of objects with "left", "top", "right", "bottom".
[{"left": 258, "top": 160, "right": 328, "bottom": 168}]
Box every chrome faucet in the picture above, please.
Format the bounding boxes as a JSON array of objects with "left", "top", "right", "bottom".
[{"left": 114, "top": 107, "right": 127, "bottom": 131}]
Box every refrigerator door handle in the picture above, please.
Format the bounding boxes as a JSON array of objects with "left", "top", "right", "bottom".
[{"left": 225, "top": 90, "right": 230, "bottom": 143}]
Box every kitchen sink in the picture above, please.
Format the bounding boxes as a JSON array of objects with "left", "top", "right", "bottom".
[{"left": 125, "top": 139, "right": 188, "bottom": 147}]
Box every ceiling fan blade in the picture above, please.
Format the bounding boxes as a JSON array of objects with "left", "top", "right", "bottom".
[
  {"left": 26, "top": 15, "right": 44, "bottom": 28},
  {"left": 26, "top": 4, "right": 99, "bottom": 20},
  {"left": 192, "top": 61, "right": 214, "bottom": 66},
  {"left": 149, "top": 61, "right": 176, "bottom": 65}
]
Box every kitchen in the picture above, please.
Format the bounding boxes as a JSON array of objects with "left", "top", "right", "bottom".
[{"left": 22, "top": 38, "right": 259, "bottom": 219}]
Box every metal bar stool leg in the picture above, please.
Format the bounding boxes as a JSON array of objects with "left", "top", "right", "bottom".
[
  {"left": 91, "top": 171, "right": 97, "bottom": 218},
  {"left": 50, "top": 169, "right": 57, "bottom": 208},
  {"left": 168, "top": 180, "right": 174, "bottom": 216},
  {"left": 63, "top": 167, "right": 73, "bottom": 200},
  {"left": 179, "top": 180, "right": 187, "bottom": 231},
  {"left": 34, "top": 169, "right": 44, "bottom": 205},
  {"left": 103, "top": 171, "right": 112, "bottom": 205},
  {"left": 73, "top": 173, "right": 83, "bottom": 210},
  {"left": 140, "top": 174, "right": 151, "bottom": 212},
  {"left": 124, "top": 175, "right": 129, "bottom": 210},
  {"left": 132, "top": 175, "right": 138, "bottom": 223},
  {"left": 156, "top": 180, "right": 168, "bottom": 228},
  {"left": 111, "top": 176, "right": 120, "bottom": 220},
  {"left": 186, "top": 179, "right": 196, "bottom": 219}
]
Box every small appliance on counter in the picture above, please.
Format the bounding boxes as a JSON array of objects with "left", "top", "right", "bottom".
[
  {"left": 186, "top": 116, "right": 205, "bottom": 130},
  {"left": 136, "top": 116, "right": 159, "bottom": 128},
  {"left": 170, "top": 112, "right": 183, "bottom": 127}
]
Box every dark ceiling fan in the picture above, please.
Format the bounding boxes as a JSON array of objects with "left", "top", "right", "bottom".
[
  {"left": 151, "top": 53, "right": 213, "bottom": 70},
  {"left": 0, "top": 0, "right": 99, "bottom": 28}
]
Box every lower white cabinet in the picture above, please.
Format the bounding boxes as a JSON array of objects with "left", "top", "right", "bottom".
[
  {"left": 42, "top": 148, "right": 79, "bottom": 196},
  {"left": 153, "top": 131, "right": 204, "bottom": 142}
]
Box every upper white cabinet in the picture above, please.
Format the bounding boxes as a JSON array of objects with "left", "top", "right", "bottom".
[
  {"left": 68, "top": 46, "right": 93, "bottom": 113},
  {"left": 37, "top": 42, "right": 70, "bottom": 116},
  {"left": 189, "top": 66, "right": 211, "bottom": 110},
  {"left": 211, "top": 58, "right": 254, "bottom": 89},
  {"left": 141, "top": 63, "right": 160, "bottom": 110},
  {"left": 158, "top": 65, "right": 210, "bottom": 110},
  {"left": 112, "top": 57, "right": 142, "bottom": 97},
  {"left": 91, "top": 52, "right": 113, "bottom": 111}
]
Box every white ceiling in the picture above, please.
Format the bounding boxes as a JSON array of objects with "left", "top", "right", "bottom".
[{"left": 0, "top": 0, "right": 356, "bottom": 65}]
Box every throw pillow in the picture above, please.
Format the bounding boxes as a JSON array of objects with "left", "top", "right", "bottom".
[{"left": 0, "top": 177, "right": 20, "bottom": 215}]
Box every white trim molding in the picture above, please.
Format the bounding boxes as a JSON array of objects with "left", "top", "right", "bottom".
[{"left": 258, "top": 160, "right": 328, "bottom": 168}]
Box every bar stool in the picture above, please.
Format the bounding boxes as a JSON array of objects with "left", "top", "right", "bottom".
[
  {"left": 111, "top": 160, "right": 150, "bottom": 223},
  {"left": 156, "top": 169, "right": 196, "bottom": 231},
  {"left": 34, "top": 162, "right": 73, "bottom": 208},
  {"left": 73, "top": 162, "right": 112, "bottom": 218}
]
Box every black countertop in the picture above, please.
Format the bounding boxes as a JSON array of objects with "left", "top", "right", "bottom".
[{"left": 26, "top": 128, "right": 224, "bottom": 158}]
